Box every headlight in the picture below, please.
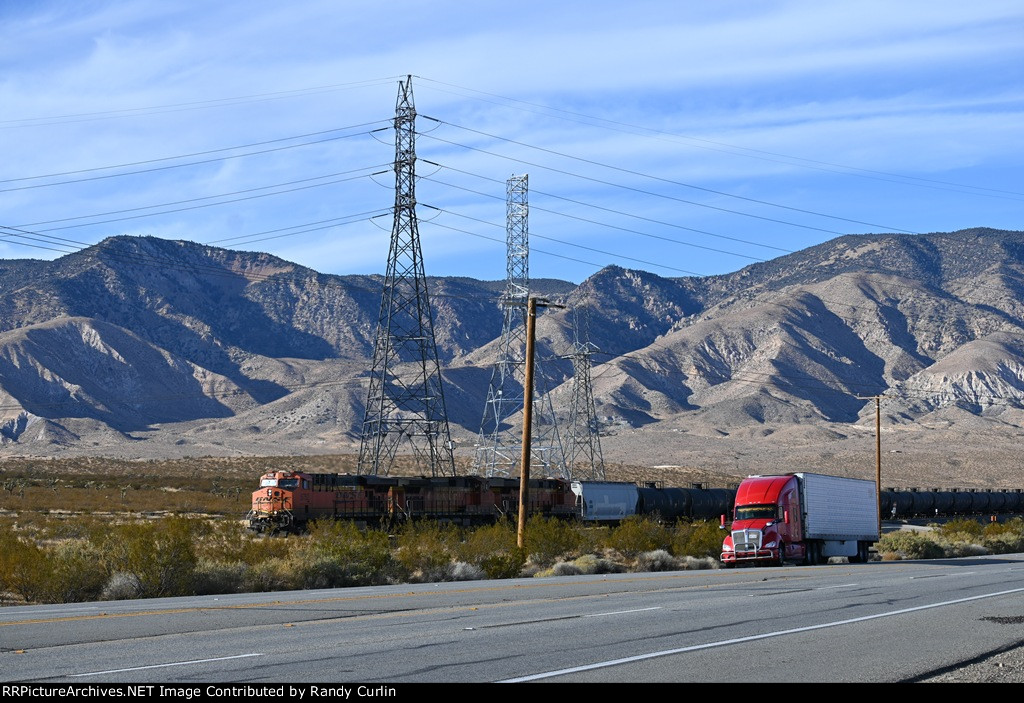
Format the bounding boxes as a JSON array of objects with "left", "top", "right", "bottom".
[
  {"left": 764, "top": 540, "right": 777, "bottom": 548},
  {"left": 722, "top": 544, "right": 733, "bottom": 552}
]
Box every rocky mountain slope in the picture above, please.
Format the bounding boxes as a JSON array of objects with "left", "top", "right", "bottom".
[{"left": 3, "top": 229, "right": 1024, "bottom": 486}]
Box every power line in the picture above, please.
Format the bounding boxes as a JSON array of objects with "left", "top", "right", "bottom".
[
  {"left": 23, "top": 171, "right": 386, "bottom": 234},
  {"left": 418, "top": 131, "right": 879, "bottom": 238},
  {"left": 0, "top": 77, "right": 403, "bottom": 128},
  {"left": 421, "top": 177, "right": 770, "bottom": 264},
  {"left": 413, "top": 76, "right": 1024, "bottom": 201},
  {"left": 0, "top": 121, "right": 390, "bottom": 185},
  {"left": 18, "top": 166, "right": 389, "bottom": 230},
  {"left": 425, "top": 117, "right": 920, "bottom": 234},
  {"left": 421, "top": 159, "right": 793, "bottom": 254},
  {"left": 422, "top": 207, "right": 705, "bottom": 276}
]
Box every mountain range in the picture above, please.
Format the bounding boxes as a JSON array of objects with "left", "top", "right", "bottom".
[{"left": 3, "top": 229, "right": 1024, "bottom": 487}]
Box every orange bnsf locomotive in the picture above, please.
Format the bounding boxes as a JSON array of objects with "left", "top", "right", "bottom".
[{"left": 247, "top": 470, "right": 577, "bottom": 533}]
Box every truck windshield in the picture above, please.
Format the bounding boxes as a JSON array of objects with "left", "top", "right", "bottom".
[{"left": 735, "top": 504, "right": 777, "bottom": 520}]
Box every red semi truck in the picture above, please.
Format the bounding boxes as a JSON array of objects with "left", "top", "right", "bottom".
[{"left": 721, "top": 472, "right": 879, "bottom": 566}]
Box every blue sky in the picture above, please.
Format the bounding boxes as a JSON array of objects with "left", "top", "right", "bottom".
[{"left": 1, "top": 1, "right": 1021, "bottom": 283}]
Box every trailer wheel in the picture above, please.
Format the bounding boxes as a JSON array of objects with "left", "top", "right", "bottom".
[{"left": 855, "top": 541, "right": 870, "bottom": 563}]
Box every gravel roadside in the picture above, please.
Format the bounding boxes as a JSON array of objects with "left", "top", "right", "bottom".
[{"left": 917, "top": 642, "right": 1024, "bottom": 683}]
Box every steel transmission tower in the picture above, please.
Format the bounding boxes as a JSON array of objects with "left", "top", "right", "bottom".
[
  {"left": 357, "top": 76, "right": 456, "bottom": 477},
  {"left": 563, "top": 309, "right": 606, "bottom": 480},
  {"left": 474, "top": 174, "right": 566, "bottom": 478}
]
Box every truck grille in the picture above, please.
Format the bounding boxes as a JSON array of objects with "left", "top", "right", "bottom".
[{"left": 732, "top": 528, "right": 762, "bottom": 551}]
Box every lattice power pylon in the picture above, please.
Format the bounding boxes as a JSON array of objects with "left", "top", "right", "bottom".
[
  {"left": 357, "top": 76, "right": 456, "bottom": 477},
  {"left": 563, "top": 307, "right": 606, "bottom": 480},
  {"left": 474, "top": 174, "right": 566, "bottom": 478}
]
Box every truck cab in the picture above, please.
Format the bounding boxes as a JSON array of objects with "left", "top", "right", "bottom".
[{"left": 721, "top": 475, "right": 802, "bottom": 565}]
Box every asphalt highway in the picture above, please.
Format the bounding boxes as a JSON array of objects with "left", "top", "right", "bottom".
[{"left": 2, "top": 554, "right": 1023, "bottom": 683}]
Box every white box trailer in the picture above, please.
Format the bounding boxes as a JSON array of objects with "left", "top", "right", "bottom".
[{"left": 797, "top": 472, "right": 879, "bottom": 541}]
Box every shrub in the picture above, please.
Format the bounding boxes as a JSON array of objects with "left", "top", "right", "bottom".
[
  {"left": 568, "top": 553, "right": 623, "bottom": 574},
  {"left": 0, "top": 536, "right": 51, "bottom": 603},
  {"left": 297, "top": 520, "right": 401, "bottom": 587},
  {"left": 548, "top": 561, "right": 584, "bottom": 577},
  {"left": 607, "top": 516, "right": 672, "bottom": 556},
  {"left": 449, "top": 561, "right": 486, "bottom": 581},
  {"left": 678, "top": 555, "right": 719, "bottom": 570},
  {"left": 98, "top": 517, "right": 200, "bottom": 598},
  {"left": 524, "top": 516, "right": 583, "bottom": 567},
  {"left": 671, "top": 521, "right": 725, "bottom": 558},
  {"left": 457, "top": 520, "right": 524, "bottom": 578},
  {"left": 478, "top": 550, "right": 526, "bottom": 579},
  {"left": 940, "top": 541, "right": 988, "bottom": 558},
  {"left": 938, "top": 518, "right": 984, "bottom": 538},
  {"left": 394, "top": 522, "right": 459, "bottom": 582},
  {"left": 876, "top": 530, "right": 945, "bottom": 560},
  {"left": 981, "top": 531, "right": 1024, "bottom": 554},
  {"left": 984, "top": 517, "right": 1024, "bottom": 537},
  {"left": 42, "top": 541, "right": 106, "bottom": 603},
  {"left": 193, "top": 560, "right": 248, "bottom": 595},
  {"left": 634, "top": 549, "right": 679, "bottom": 572},
  {"left": 240, "top": 557, "right": 296, "bottom": 593},
  {"left": 102, "top": 572, "right": 144, "bottom": 601},
  {"left": 199, "top": 521, "right": 291, "bottom": 565}
]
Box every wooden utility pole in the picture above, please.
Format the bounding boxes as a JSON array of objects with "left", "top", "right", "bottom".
[
  {"left": 874, "top": 395, "right": 881, "bottom": 537},
  {"left": 517, "top": 297, "right": 538, "bottom": 549},
  {"left": 516, "top": 297, "right": 564, "bottom": 549},
  {"left": 858, "top": 394, "right": 883, "bottom": 537}
]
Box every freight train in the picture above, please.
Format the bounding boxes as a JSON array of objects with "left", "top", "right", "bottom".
[
  {"left": 246, "top": 469, "right": 1024, "bottom": 534},
  {"left": 246, "top": 471, "right": 735, "bottom": 534},
  {"left": 248, "top": 472, "right": 577, "bottom": 533}
]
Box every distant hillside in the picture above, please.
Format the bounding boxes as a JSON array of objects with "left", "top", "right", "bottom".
[{"left": 3, "top": 229, "right": 1024, "bottom": 485}]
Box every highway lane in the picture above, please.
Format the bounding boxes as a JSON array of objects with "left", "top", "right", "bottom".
[{"left": 2, "top": 554, "right": 1023, "bottom": 683}]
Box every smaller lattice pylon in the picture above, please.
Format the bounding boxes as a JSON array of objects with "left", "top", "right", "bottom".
[
  {"left": 473, "top": 174, "right": 565, "bottom": 479},
  {"left": 561, "top": 306, "right": 605, "bottom": 480}
]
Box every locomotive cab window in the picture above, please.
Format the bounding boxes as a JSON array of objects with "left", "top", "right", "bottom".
[{"left": 260, "top": 478, "right": 278, "bottom": 487}]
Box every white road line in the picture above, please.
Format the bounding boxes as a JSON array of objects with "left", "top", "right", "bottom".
[
  {"left": 911, "top": 571, "right": 976, "bottom": 579},
  {"left": 499, "top": 586, "right": 1024, "bottom": 682},
  {"left": 2, "top": 606, "right": 100, "bottom": 616},
  {"left": 70, "top": 653, "right": 264, "bottom": 677},
  {"left": 583, "top": 607, "right": 662, "bottom": 617}
]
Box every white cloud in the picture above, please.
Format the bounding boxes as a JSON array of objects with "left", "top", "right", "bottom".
[{"left": 0, "top": 0, "right": 1020, "bottom": 282}]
